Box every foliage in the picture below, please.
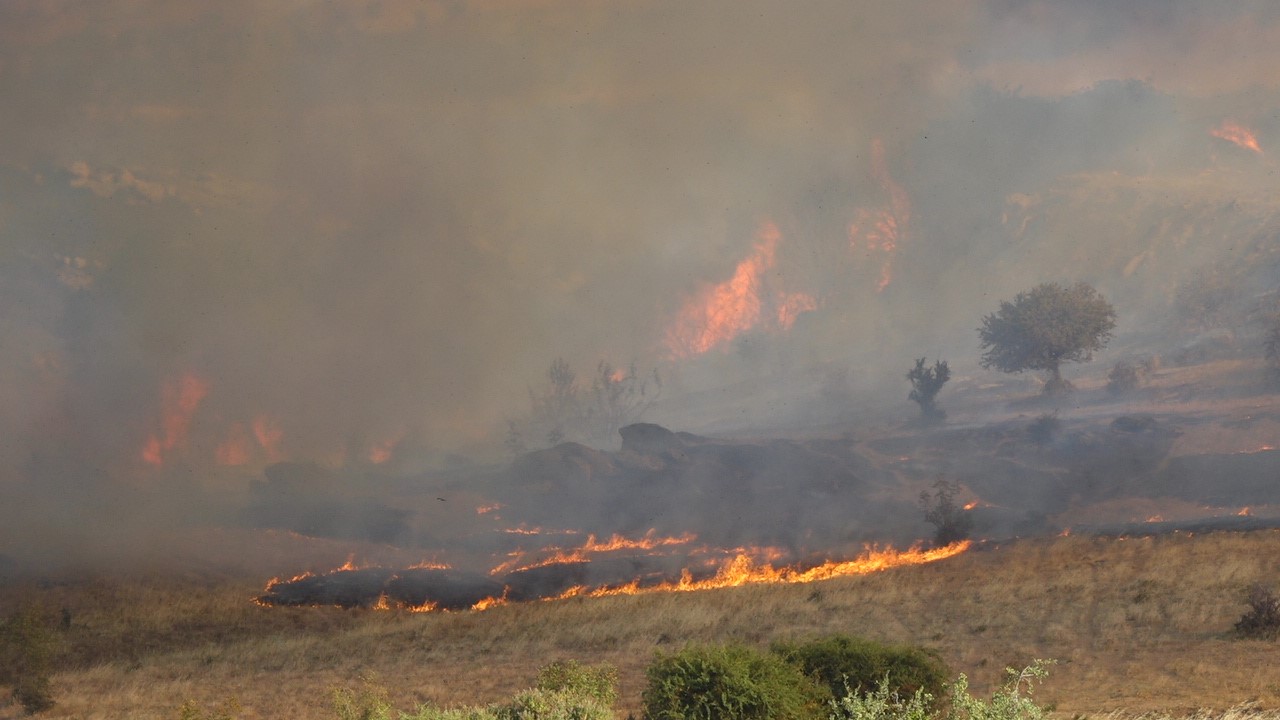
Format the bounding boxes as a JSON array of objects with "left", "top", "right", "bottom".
[
  {"left": 177, "top": 698, "right": 243, "bottom": 720},
  {"left": 331, "top": 673, "right": 394, "bottom": 720},
  {"left": 978, "top": 282, "right": 1116, "bottom": 394},
  {"left": 1105, "top": 361, "right": 1141, "bottom": 395},
  {"left": 826, "top": 677, "right": 933, "bottom": 720},
  {"left": 946, "top": 661, "right": 1053, "bottom": 720},
  {"left": 493, "top": 688, "right": 613, "bottom": 720},
  {"left": 535, "top": 659, "right": 618, "bottom": 707},
  {"left": 643, "top": 643, "right": 824, "bottom": 720},
  {"left": 771, "top": 634, "right": 949, "bottom": 706},
  {"left": 919, "top": 480, "right": 973, "bottom": 547},
  {"left": 1026, "top": 412, "right": 1061, "bottom": 446},
  {"left": 1235, "top": 585, "right": 1280, "bottom": 640},
  {"left": 0, "top": 604, "right": 58, "bottom": 715},
  {"left": 906, "top": 358, "right": 951, "bottom": 421}
]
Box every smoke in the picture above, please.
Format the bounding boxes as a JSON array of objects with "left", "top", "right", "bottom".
[{"left": 1, "top": 0, "right": 1279, "bottom": 564}]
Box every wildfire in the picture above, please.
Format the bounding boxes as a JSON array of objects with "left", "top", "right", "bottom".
[
  {"left": 369, "top": 430, "right": 407, "bottom": 464},
  {"left": 493, "top": 529, "right": 701, "bottom": 575},
  {"left": 580, "top": 530, "right": 696, "bottom": 553},
  {"left": 215, "top": 422, "right": 252, "bottom": 466},
  {"left": 252, "top": 415, "right": 285, "bottom": 463},
  {"left": 567, "top": 541, "right": 971, "bottom": 599},
  {"left": 1210, "top": 120, "right": 1263, "bottom": 154},
  {"left": 1238, "top": 507, "right": 1252, "bottom": 517},
  {"left": 664, "top": 221, "right": 817, "bottom": 358},
  {"left": 141, "top": 372, "right": 209, "bottom": 466},
  {"left": 476, "top": 503, "right": 504, "bottom": 515},
  {"left": 849, "top": 139, "right": 911, "bottom": 292}
]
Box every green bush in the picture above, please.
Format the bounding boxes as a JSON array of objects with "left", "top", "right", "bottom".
[
  {"left": 827, "top": 677, "right": 933, "bottom": 720},
  {"left": 535, "top": 659, "right": 617, "bottom": 707},
  {"left": 643, "top": 643, "right": 824, "bottom": 720},
  {"left": 946, "top": 661, "right": 1052, "bottom": 720},
  {"left": 494, "top": 688, "right": 612, "bottom": 720},
  {"left": 0, "top": 604, "right": 58, "bottom": 715},
  {"left": 331, "top": 674, "right": 393, "bottom": 720},
  {"left": 771, "top": 635, "right": 949, "bottom": 705}
]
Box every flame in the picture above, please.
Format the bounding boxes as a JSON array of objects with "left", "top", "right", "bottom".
[
  {"left": 471, "top": 594, "right": 507, "bottom": 611},
  {"left": 1238, "top": 507, "right": 1252, "bottom": 517},
  {"left": 142, "top": 372, "right": 210, "bottom": 466},
  {"left": 1210, "top": 120, "right": 1263, "bottom": 154},
  {"left": 581, "top": 541, "right": 971, "bottom": 599},
  {"left": 252, "top": 414, "right": 285, "bottom": 463},
  {"left": 407, "top": 559, "right": 452, "bottom": 570},
  {"left": 1145, "top": 515, "right": 1164, "bottom": 523},
  {"left": 776, "top": 292, "right": 818, "bottom": 330},
  {"left": 476, "top": 503, "right": 503, "bottom": 515},
  {"left": 369, "top": 430, "right": 407, "bottom": 464},
  {"left": 849, "top": 139, "right": 911, "bottom": 292},
  {"left": 963, "top": 501, "right": 979, "bottom": 511},
  {"left": 215, "top": 422, "right": 252, "bottom": 466},
  {"left": 580, "top": 529, "right": 697, "bottom": 553},
  {"left": 406, "top": 601, "right": 438, "bottom": 613}
]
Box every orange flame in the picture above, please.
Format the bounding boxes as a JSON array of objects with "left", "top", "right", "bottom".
[
  {"left": 1237, "top": 507, "right": 1252, "bottom": 517},
  {"left": 567, "top": 541, "right": 971, "bottom": 600},
  {"left": 476, "top": 503, "right": 504, "bottom": 515},
  {"left": 369, "top": 430, "right": 407, "bottom": 464},
  {"left": 142, "top": 372, "right": 209, "bottom": 466},
  {"left": 776, "top": 292, "right": 818, "bottom": 330},
  {"left": 580, "top": 530, "right": 697, "bottom": 553},
  {"left": 252, "top": 415, "right": 285, "bottom": 463},
  {"left": 407, "top": 559, "right": 452, "bottom": 570},
  {"left": 471, "top": 594, "right": 508, "bottom": 611},
  {"left": 215, "top": 422, "right": 252, "bottom": 466},
  {"left": 1210, "top": 120, "right": 1263, "bottom": 154},
  {"left": 849, "top": 139, "right": 911, "bottom": 292}
]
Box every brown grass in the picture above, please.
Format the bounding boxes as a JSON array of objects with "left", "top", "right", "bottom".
[{"left": 4, "top": 529, "right": 1280, "bottom": 719}]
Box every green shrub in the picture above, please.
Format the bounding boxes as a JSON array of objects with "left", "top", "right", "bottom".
[
  {"left": 827, "top": 677, "right": 933, "bottom": 720},
  {"left": 535, "top": 659, "right": 617, "bottom": 706},
  {"left": 772, "top": 635, "right": 949, "bottom": 705},
  {"left": 494, "top": 688, "right": 612, "bottom": 720},
  {"left": 331, "top": 674, "right": 393, "bottom": 720},
  {"left": 946, "top": 661, "right": 1052, "bottom": 720},
  {"left": 643, "top": 643, "right": 824, "bottom": 720},
  {"left": 0, "top": 604, "right": 58, "bottom": 715}
]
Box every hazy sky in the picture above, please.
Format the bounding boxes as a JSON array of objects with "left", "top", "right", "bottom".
[{"left": 2, "top": 0, "right": 1278, "bottom": 482}]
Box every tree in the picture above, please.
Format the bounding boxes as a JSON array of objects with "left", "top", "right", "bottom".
[
  {"left": 978, "top": 282, "right": 1116, "bottom": 395},
  {"left": 906, "top": 357, "right": 950, "bottom": 421}
]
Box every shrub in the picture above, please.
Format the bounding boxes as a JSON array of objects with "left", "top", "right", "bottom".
[
  {"left": 331, "top": 674, "right": 393, "bottom": 720},
  {"left": 771, "top": 635, "right": 949, "bottom": 706},
  {"left": 0, "top": 604, "right": 58, "bottom": 715},
  {"left": 1026, "top": 412, "right": 1061, "bottom": 446},
  {"left": 494, "top": 688, "right": 612, "bottom": 720},
  {"left": 919, "top": 480, "right": 973, "bottom": 547},
  {"left": 1105, "top": 361, "right": 1141, "bottom": 395},
  {"left": 1235, "top": 585, "right": 1280, "bottom": 639},
  {"left": 642, "top": 643, "right": 824, "bottom": 720},
  {"left": 535, "top": 660, "right": 617, "bottom": 707},
  {"left": 947, "top": 661, "right": 1052, "bottom": 720},
  {"left": 827, "top": 677, "right": 933, "bottom": 720},
  {"left": 907, "top": 357, "right": 951, "bottom": 421},
  {"left": 177, "top": 698, "right": 243, "bottom": 720}
]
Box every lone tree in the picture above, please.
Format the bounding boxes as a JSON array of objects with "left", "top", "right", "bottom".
[
  {"left": 906, "top": 357, "right": 950, "bottom": 421},
  {"left": 978, "top": 282, "right": 1116, "bottom": 395}
]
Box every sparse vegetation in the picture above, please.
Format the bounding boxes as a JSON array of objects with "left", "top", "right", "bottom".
[
  {"left": 1234, "top": 585, "right": 1280, "bottom": 640},
  {"left": 828, "top": 661, "right": 1052, "bottom": 720},
  {"left": 978, "top": 282, "right": 1116, "bottom": 395},
  {"left": 509, "top": 357, "right": 661, "bottom": 451},
  {"left": 920, "top": 480, "right": 973, "bottom": 547},
  {"left": 907, "top": 358, "right": 951, "bottom": 422},
  {"left": 0, "top": 603, "right": 58, "bottom": 715}
]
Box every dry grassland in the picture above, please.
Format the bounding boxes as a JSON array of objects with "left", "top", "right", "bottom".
[{"left": 3, "top": 529, "right": 1280, "bottom": 719}]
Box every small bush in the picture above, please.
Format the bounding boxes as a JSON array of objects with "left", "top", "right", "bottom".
[
  {"left": 827, "top": 677, "right": 933, "bottom": 720},
  {"left": 1106, "top": 361, "right": 1141, "bottom": 395},
  {"left": 0, "top": 604, "right": 58, "bottom": 715},
  {"left": 919, "top": 480, "right": 973, "bottom": 547},
  {"left": 331, "top": 674, "right": 393, "bottom": 720},
  {"left": 177, "top": 698, "right": 243, "bottom": 720},
  {"left": 1235, "top": 585, "right": 1280, "bottom": 639},
  {"left": 535, "top": 660, "right": 617, "bottom": 707},
  {"left": 772, "top": 635, "right": 949, "bottom": 706},
  {"left": 643, "top": 643, "right": 824, "bottom": 720},
  {"left": 947, "top": 661, "right": 1052, "bottom": 720},
  {"left": 1026, "top": 412, "right": 1061, "bottom": 446},
  {"left": 494, "top": 688, "right": 612, "bottom": 720},
  {"left": 907, "top": 357, "right": 951, "bottom": 421}
]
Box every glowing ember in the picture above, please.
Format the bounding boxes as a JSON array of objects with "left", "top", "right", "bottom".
[
  {"left": 963, "top": 501, "right": 979, "bottom": 511},
  {"left": 1210, "top": 120, "right": 1263, "bottom": 154},
  {"left": 142, "top": 372, "right": 209, "bottom": 466}
]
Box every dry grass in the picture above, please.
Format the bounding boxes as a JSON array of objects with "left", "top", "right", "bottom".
[{"left": 3, "top": 529, "right": 1280, "bottom": 718}]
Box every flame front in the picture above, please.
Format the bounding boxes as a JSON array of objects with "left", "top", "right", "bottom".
[
  {"left": 849, "top": 139, "right": 912, "bottom": 292},
  {"left": 1210, "top": 120, "right": 1263, "bottom": 154},
  {"left": 142, "top": 372, "right": 209, "bottom": 466}
]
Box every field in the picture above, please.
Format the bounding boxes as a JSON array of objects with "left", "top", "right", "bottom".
[{"left": 4, "top": 527, "right": 1280, "bottom": 719}]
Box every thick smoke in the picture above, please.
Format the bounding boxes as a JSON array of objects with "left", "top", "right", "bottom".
[{"left": 1, "top": 1, "right": 1279, "bottom": 565}]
